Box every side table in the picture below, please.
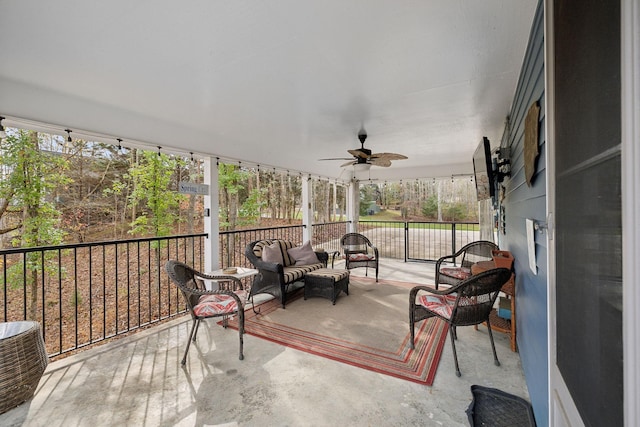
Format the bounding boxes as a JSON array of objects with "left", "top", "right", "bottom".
[
  {"left": 205, "top": 267, "right": 259, "bottom": 290},
  {"left": 471, "top": 261, "right": 517, "bottom": 352}
]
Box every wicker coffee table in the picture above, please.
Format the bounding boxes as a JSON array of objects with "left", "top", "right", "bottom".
[
  {"left": 0, "top": 321, "right": 49, "bottom": 414},
  {"left": 304, "top": 268, "right": 349, "bottom": 305}
]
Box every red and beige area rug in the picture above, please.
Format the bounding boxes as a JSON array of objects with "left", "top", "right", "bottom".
[{"left": 227, "top": 276, "right": 448, "bottom": 386}]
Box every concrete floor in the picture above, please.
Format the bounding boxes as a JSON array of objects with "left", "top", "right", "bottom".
[{"left": 0, "top": 259, "right": 529, "bottom": 427}]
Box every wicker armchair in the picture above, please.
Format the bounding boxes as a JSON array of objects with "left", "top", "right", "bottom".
[
  {"left": 435, "top": 240, "right": 499, "bottom": 289},
  {"left": 340, "top": 233, "right": 379, "bottom": 282},
  {"left": 165, "top": 260, "right": 247, "bottom": 364},
  {"left": 409, "top": 267, "right": 512, "bottom": 377}
]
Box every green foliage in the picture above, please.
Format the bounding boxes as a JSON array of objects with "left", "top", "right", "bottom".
[
  {"left": 442, "top": 203, "right": 466, "bottom": 221},
  {"left": 0, "top": 130, "right": 70, "bottom": 317},
  {"left": 238, "top": 188, "right": 267, "bottom": 225},
  {"left": 219, "top": 163, "right": 248, "bottom": 196},
  {"left": 128, "top": 151, "right": 184, "bottom": 237},
  {"left": 219, "top": 163, "right": 258, "bottom": 228},
  {"left": 421, "top": 196, "right": 439, "bottom": 218},
  {"left": 359, "top": 184, "right": 379, "bottom": 216},
  {"left": 2, "top": 130, "right": 69, "bottom": 246}
]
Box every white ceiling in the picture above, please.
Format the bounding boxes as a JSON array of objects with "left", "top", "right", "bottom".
[{"left": 0, "top": 0, "right": 536, "bottom": 181}]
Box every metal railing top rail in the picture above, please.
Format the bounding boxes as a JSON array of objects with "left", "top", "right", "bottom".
[{"left": 0, "top": 233, "right": 209, "bottom": 255}]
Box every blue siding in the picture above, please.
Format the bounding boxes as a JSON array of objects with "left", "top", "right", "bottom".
[{"left": 499, "top": 2, "right": 548, "bottom": 425}]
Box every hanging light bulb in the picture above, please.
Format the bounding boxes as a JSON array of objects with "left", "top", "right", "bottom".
[
  {"left": 65, "top": 129, "right": 72, "bottom": 143},
  {"left": 0, "top": 116, "right": 6, "bottom": 139},
  {"left": 116, "top": 138, "right": 123, "bottom": 151}
]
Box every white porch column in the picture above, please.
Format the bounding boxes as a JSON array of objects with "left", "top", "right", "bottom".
[
  {"left": 301, "top": 175, "right": 313, "bottom": 242},
  {"left": 346, "top": 179, "right": 359, "bottom": 233},
  {"left": 203, "top": 156, "right": 220, "bottom": 272}
]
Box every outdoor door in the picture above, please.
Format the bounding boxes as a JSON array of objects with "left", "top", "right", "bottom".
[{"left": 548, "top": 0, "right": 623, "bottom": 426}]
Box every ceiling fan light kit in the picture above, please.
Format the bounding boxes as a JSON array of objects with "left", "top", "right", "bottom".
[{"left": 354, "top": 162, "right": 372, "bottom": 172}]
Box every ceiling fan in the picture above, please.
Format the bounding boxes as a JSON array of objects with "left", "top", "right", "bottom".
[{"left": 320, "top": 131, "right": 408, "bottom": 168}]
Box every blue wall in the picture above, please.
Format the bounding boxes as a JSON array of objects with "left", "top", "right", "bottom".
[{"left": 498, "top": 2, "right": 548, "bottom": 424}]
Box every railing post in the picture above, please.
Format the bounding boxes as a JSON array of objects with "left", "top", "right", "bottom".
[
  {"left": 203, "top": 156, "right": 220, "bottom": 272},
  {"left": 451, "top": 223, "right": 457, "bottom": 265},
  {"left": 302, "top": 175, "right": 313, "bottom": 243},
  {"left": 404, "top": 222, "right": 409, "bottom": 262}
]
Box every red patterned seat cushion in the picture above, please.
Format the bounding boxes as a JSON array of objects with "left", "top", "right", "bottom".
[
  {"left": 417, "top": 294, "right": 457, "bottom": 318},
  {"left": 193, "top": 290, "right": 248, "bottom": 317},
  {"left": 346, "top": 253, "right": 375, "bottom": 261},
  {"left": 417, "top": 294, "right": 474, "bottom": 319},
  {"left": 439, "top": 267, "right": 471, "bottom": 280}
]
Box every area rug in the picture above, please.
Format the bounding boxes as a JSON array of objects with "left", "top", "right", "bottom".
[{"left": 226, "top": 276, "right": 448, "bottom": 386}]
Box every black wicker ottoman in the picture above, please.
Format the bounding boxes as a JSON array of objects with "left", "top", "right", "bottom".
[{"left": 304, "top": 268, "right": 349, "bottom": 305}]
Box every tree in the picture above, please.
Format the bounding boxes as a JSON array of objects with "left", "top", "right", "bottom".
[
  {"left": 0, "top": 130, "right": 69, "bottom": 319},
  {"left": 128, "top": 151, "right": 183, "bottom": 237},
  {"left": 359, "top": 184, "right": 379, "bottom": 216},
  {"left": 421, "top": 195, "right": 439, "bottom": 219}
]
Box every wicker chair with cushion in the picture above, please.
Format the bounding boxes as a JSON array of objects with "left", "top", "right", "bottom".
[
  {"left": 340, "top": 233, "right": 379, "bottom": 282},
  {"left": 165, "top": 260, "right": 247, "bottom": 365},
  {"left": 409, "top": 267, "right": 512, "bottom": 377},
  {"left": 435, "top": 240, "right": 499, "bottom": 289}
]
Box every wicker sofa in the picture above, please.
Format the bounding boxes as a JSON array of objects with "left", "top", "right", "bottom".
[{"left": 245, "top": 239, "right": 329, "bottom": 308}]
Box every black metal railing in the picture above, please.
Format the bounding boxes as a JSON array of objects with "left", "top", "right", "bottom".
[
  {"left": 357, "top": 220, "right": 480, "bottom": 262},
  {"left": 1, "top": 220, "right": 479, "bottom": 359},
  {"left": 1, "top": 234, "right": 206, "bottom": 358}
]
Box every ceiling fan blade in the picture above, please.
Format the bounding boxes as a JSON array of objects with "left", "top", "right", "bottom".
[
  {"left": 369, "top": 158, "right": 392, "bottom": 167},
  {"left": 370, "top": 152, "right": 408, "bottom": 161},
  {"left": 318, "top": 157, "right": 354, "bottom": 161},
  {"left": 348, "top": 149, "right": 370, "bottom": 159},
  {"left": 340, "top": 160, "right": 357, "bottom": 167}
]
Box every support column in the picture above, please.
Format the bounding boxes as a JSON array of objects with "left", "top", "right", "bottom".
[
  {"left": 346, "top": 179, "right": 359, "bottom": 233},
  {"left": 302, "top": 175, "right": 313, "bottom": 242},
  {"left": 203, "top": 156, "right": 220, "bottom": 272}
]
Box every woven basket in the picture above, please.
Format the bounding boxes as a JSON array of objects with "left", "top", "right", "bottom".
[{"left": 0, "top": 321, "right": 49, "bottom": 414}]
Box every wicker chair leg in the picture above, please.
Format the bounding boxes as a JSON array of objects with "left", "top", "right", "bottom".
[
  {"left": 192, "top": 318, "right": 201, "bottom": 342},
  {"left": 486, "top": 319, "right": 501, "bottom": 367},
  {"left": 409, "top": 311, "right": 416, "bottom": 350},
  {"left": 182, "top": 319, "right": 199, "bottom": 365},
  {"left": 449, "top": 326, "right": 462, "bottom": 377}
]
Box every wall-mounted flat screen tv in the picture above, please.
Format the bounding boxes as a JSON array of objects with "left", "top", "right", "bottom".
[{"left": 473, "top": 136, "right": 495, "bottom": 201}]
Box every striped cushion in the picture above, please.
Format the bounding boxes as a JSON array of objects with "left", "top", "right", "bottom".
[
  {"left": 193, "top": 290, "right": 248, "bottom": 317},
  {"left": 282, "top": 264, "right": 323, "bottom": 283},
  {"left": 252, "top": 240, "right": 274, "bottom": 258},
  {"left": 306, "top": 268, "right": 350, "bottom": 282},
  {"left": 253, "top": 240, "right": 296, "bottom": 266}
]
